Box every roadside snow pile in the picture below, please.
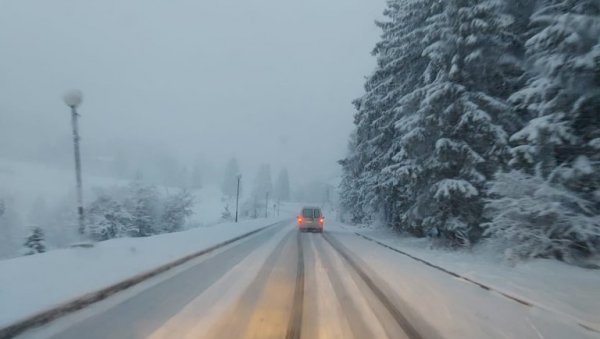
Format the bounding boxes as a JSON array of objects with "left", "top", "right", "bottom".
[
  {"left": 0, "top": 218, "right": 287, "bottom": 328},
  {"left": 354, "top": 225, "right": 600, "bottom": 327}
]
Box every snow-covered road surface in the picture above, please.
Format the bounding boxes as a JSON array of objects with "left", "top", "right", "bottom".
[{"left": 17, "top": 222, "right": 598, "bottom": 339}]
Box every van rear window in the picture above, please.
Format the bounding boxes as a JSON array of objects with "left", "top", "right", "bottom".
[{"left": 302, "top": 208, "right": 321, "bottom": 218}]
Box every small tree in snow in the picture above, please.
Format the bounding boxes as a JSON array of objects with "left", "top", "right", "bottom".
[
  {"left": 221, "top": 204, "right": 233, "bottom": 221},
  {"left": 484, "top": 171, "right": 600, "bottom": 263},
  {"left": 126, "top": 181, "right": 160, "bottom": 237},
  {"left": 23, "top": 227, "right": 46, "bottom": 255},
  {"left": 485, "top": 0, "right": 600, "bottom": 263},
  {"left": 87, "top": 194, "right": 133, "bottom": 241},
  {"left": 159, "top": 190, "right": 194, "bottom": 233}
]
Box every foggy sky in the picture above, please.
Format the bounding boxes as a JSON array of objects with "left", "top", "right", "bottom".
[{"left": 0, "top": 0, "right": 384, "bottom": 185}]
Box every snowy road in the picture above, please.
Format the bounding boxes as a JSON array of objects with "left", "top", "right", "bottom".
[{"left": 19, "top": 222, "right": 598, "bottom": 339}]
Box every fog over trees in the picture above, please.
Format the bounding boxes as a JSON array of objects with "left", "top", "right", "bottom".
[{"left": 275, "top": 168, "right": 291, "bottom": 202}]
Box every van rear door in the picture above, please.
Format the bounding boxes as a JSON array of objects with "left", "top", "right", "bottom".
[{"left": 302, "top": 208, "right": 314, "bottom": 224}]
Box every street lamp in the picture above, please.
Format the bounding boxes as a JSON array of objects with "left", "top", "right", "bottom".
[{"left": 63, "top": 90, "right": 85, "bottom": 235}]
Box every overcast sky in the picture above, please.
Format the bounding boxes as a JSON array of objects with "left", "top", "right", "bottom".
[{"left": 0, "top": 0, "right": 384, "bottom": 185}]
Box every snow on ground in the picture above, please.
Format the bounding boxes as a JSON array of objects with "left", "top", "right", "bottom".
[
  {"left": 0, "top": 157, "right": 239, "bottom": 258},
  {"left": 345, "top": 223, "right": 600, "bottom": 328},
  {"left": 326, "top": 222, "right": 598, "bottom": 338},
  {"left": 0, "top": 158, "right": 131, "bottom": 257},
  {"left": 0, "top": 217, "right": 290, "bottom": 328},
  {"left": 186, "top": 185, "right": 228, "bottom": 228}
]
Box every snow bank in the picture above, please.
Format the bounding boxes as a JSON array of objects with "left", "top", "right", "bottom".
[
  {"left": 354, "top": 224, "right": 600, "bottom": 327},
  {"left": 0, "top": 218, "right": 289, "bottom": 328}
]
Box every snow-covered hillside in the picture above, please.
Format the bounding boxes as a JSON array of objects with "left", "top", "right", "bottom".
[{"left": 0, "top": 158, "right": 228, "bottom": 258}]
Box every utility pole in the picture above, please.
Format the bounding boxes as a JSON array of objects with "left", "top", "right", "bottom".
[
  {"left": 63, "top": 90, "right": 85, "bottom": 235},
  {"left": 235, "top": 174, "right": 241, "bottom": 223},
  {"left": 265, "top": 191, "right": 269, "bottom": 218}
]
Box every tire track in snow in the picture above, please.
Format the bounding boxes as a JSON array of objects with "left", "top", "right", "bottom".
[
  {"left": 323, "top": 233, "right": 426, "bottom": 339},
  {"left": 313, "top": 236, "right": 381, "bottom": 339},
  {"left": 285, "top": 231, "right": 305, "bottom": 339}
]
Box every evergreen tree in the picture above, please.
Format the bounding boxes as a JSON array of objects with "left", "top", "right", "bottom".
[
  {"left": 221, "top": 204, "right": 233, "bottom": 221},
  {"left": 222, "top": 158, "right": 240, "bottom": 198},
  {"left": 484, "top": 171, "right": 600, "bottom": 262},
  {"left": 342, "top": 0, "right": 521, "bottom": 245},
  {"left": 159, "top": 190, "right": 194, "bottom": 233},
  {"left": 339, "top": 133, "right": 365, "bottom": 223},
  {"left": 24, "top": 227, "right": 46, "bottom": 255},
  {"left": 485, "top": 0, "right": 600, "bottom": 260},
  {"left": 402, "top": 0, "right": 519, "bottom": 245},
  {"left": 341, "top": 0, "right": 445, "bottom": 226},
  {"left": 87, "top": 194, "right": 133, "bottom": 241},
  {"left": 126, "top": 181, "right": 160, "bottom": 237}
]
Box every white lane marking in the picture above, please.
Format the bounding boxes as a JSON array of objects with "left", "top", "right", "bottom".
[{"left": 526, "top": 317, "right": 545, "bottom": 339}]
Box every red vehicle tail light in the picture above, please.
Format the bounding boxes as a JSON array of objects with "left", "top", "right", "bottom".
[
  {"left": 319, "top": 217, "right": 324, "bottom": 224},
  {"left": 297, "top": 217, "right": 303, "bottom": 224}
]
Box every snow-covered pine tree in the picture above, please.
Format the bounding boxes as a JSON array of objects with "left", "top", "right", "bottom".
[
  {"left": 87, "top": 193, "right": 133, "bottom": 241},
  {"left": 396, "top": 0, "right": 520, "bottom": 245},
  {"left": 340, "top": 0, "right": 445, "bottom": 226},
  {"left": 339, "top": 132, "right": 365, "bottom": 223},
  {"left": 159, "top": 190, "right": 194, "bottom": 233},
  {"left": 484, "top": 171, "right": 600, "bottom": 262},
  {"left": 221, "top": 204, "right": 233, "bottom": 221},
  {"left": 485, "top": 0, "right": 600, "bottom": 261},
  {"left": 23, "top": 227, "right": 46, "bottom": 255},
  {"left": 376, "top": 0, "right": 447, "bottom": 232},
  {"left": 126, "top": 181, "right": 160, "bottom": 237}
]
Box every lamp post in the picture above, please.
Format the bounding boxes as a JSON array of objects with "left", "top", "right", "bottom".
[
  {"left": 235, "top": 174, "right": 241, "bottom": 223},
  {"left": 63, "top": 90, "right": 85, "bottom": 235}
]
